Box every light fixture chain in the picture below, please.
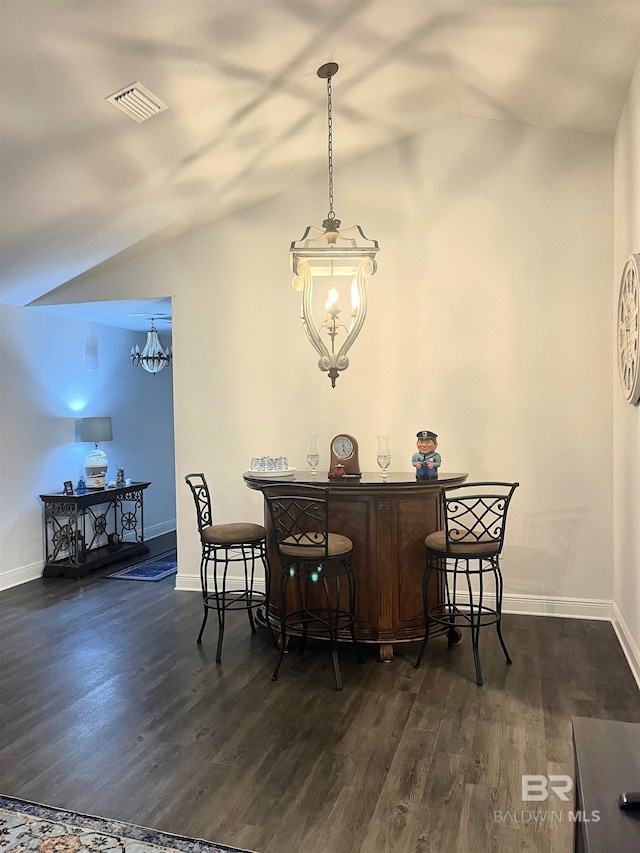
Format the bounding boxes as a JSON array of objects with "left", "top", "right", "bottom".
[{"left": 327, "top": 74, "right": 333, "bottom": 218}]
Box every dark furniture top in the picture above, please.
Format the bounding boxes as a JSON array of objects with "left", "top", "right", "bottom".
[
  {"left": 40, "top": 481, "right": 151, "bottom": 505},
  {"left": 244, "top": 471, "right": 469, "bottom": 490},
  {"left": 572, "top": 716, "right": 640, "bottom": 853}
]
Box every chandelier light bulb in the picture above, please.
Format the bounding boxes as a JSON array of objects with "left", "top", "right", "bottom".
[{"left": 326, "top": 285, "right": 339, "bottom": 312}]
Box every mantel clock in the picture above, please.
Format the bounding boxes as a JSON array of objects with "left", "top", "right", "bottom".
[{"left": 329, "top": 434, "right": 361, "bottom": 479}]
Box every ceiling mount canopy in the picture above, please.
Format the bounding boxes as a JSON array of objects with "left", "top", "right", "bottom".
[{"left": 290, "top": 62, "right": 379, "bottom": 388}]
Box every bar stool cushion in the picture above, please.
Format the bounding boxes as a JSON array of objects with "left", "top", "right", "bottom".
[
  {"left": 425, "top": 529, "right": 501, "bottom": 557},
  {"left": 279, "top": 532, "right": 352, "bottom": 558},
  {"left": 202, "top": 522, "right": 266, "bottom": 545}
]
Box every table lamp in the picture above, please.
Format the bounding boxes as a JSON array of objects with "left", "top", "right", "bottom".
[{"left": 80, "top": 417, "right": 113, "bottom": 489}]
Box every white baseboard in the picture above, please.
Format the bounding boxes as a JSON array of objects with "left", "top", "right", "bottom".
[
  {"left": 501, "top": 592, "right": 612, "bottom": 621},
  {"left": 174, "top": 571, "right": 266, "bottom": 595},
  {"left": 612, "top": 601, "right": 640, "bottom": 691},
  {"left": 450, "top": 590, "right": 612, "bottom": 621},
  {"left": 145, "top": 520, "right": 176, "bottom": 539},
  {"left": 121, "top": 520, "right": 176, "bottom": 543},
  {"left": 174, "top": 573, "right": 200, "bottom": 592},
  {"left": 0, "top": 560, "right": 43, "bottom": 591}
]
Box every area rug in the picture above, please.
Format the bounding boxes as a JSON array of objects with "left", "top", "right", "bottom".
[
  {"left": 0, "top": 794, "right": 257, "bottom": 853},
  {"left": 107, "top": 551, "right": 177, "bottom": 582}
]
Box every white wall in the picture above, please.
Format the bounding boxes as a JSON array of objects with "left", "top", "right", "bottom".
[
  {"left": 0, "top": 303, "right": 176, "bottom": 589},
  {"left": 613, "top": 58, "right": 640, "bottom": 683},
  {"left": 51, "top": 114, "right": 615, "bottom": 615}
]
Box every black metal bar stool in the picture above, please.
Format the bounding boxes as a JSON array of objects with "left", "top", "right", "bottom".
[
  {"left": 414, "top": 481, "right": 519, "bottom": 685},
  {"left": 262, "top": 484, "right": 362, "bottom": 690},
  {"left": 185, "top": 473, "right": 275, "bottom": 662}
]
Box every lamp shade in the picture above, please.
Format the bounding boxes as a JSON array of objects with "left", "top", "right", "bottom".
[{"left": 80, "top": 417, "right": 113, "bottom": 444}]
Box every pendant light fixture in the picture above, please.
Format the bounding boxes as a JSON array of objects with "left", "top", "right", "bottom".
[
  {"left": 130, "top": 318, "right": 172, "bottom": 374},
  {"left": 290, "top": 63, "right": 379, "bottom": 387}
]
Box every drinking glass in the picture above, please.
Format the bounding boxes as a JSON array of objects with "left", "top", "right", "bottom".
[
  {"left": 377, "top": 434, "right": 391, "bottom": 480},
  {"left": 306, "top": 435, "right": 320, "bottom": 478}
]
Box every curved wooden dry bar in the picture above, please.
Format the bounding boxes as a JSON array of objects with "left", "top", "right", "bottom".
[{"left": 244, "top": 471, "right": 468, "bottom": 661}]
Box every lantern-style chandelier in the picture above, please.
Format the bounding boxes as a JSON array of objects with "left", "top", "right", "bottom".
[
  {"left": 290, "top": 63, "right": 379, "bottom": 387},
  {"left": 130, "top": 318, "right": 172, "bottom": 374}
]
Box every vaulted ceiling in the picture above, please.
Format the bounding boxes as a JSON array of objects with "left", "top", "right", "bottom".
[{"left": 1, "top": 0, "right": 638, "bottom": 329}]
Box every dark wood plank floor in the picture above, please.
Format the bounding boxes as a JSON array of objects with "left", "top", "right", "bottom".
[{"left": 1, "top": 537, "right": 638, "bottom": 853}]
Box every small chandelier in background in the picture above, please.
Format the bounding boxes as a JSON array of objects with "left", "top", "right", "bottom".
[
  {"left": 130, "top": 318, "right": 172, "bottom": 374},
  {"left": 290, "top": 62, "right": 379, "bottom": 387}
]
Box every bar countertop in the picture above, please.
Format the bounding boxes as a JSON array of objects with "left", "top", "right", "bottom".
[{"left": 243, "top": 471, "right": 468, "bottom": 488}]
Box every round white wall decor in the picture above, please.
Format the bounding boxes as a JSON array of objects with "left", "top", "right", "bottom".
[{"left": 617, "top": 253, "right": 640, "bottom": 405}]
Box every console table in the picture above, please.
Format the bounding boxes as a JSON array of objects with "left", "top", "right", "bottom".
[
  {"left": 244, "top": 471, "right": 468, "bottom": 660},
  {"left": 40, "top": 482, "right": 151, "bottom": 578},
  {"left": 572, "top": 716, "right": 640, "bottom": 853}
]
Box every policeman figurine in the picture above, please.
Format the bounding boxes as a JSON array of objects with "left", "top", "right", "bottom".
[{"left": 412, "top": 430, "right": 441, "bottom": 480}]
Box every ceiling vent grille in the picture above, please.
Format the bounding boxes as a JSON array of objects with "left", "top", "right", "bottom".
[{"left": 106, "top": 82, "right": 168, "bottom": 123}]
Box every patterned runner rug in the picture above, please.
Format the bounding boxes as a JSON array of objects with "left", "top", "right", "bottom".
[
  {"left": 0, "top": 795, "right": 257, "bottom": 853},
  {"left": 107, "top": 550, "right": 177, "bottom": 581}
]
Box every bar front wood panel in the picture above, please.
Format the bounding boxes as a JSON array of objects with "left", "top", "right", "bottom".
[
  {"left": 245, "top": 472, "right": 468, "bottom": 660},
  {"left": 329, "top": 496, "right": 377, "bottom": 629}
]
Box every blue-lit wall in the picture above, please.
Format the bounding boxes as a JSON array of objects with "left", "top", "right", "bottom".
[{"left": 0, "top": 303, "right": 176, "bottom": 588}]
